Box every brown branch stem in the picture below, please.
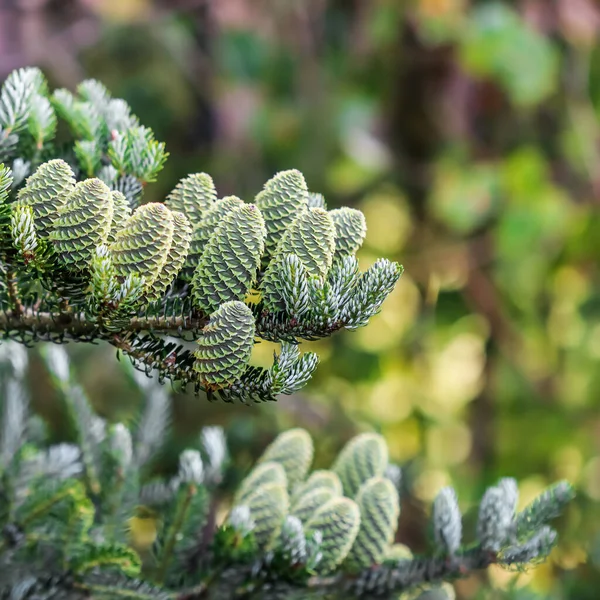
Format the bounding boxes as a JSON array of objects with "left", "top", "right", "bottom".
[
  {"left": 5, "top": 270, "right": 23, "bottom": 317},
  {"left": 173, "top": 545, "right": 498, "bottom": 599},
  {"left": 0, "top": 307, "right": 207, "bottom": 339}
]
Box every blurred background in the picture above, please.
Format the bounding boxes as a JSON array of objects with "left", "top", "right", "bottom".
[{"left": 2, "top": 0, "right": 600, "bottom": 597}]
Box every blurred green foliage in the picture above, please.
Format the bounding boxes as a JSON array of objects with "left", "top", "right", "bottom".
[{"left": 3, "top": 0, "right": 600, "bottom": 597}]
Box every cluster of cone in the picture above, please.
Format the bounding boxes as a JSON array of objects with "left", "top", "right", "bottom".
[
  {"left": 228, "top": 429, "right": 402, "bottom": 575},
  {"left": 10, "top": 161, "right": 371, "bottom": 390}
]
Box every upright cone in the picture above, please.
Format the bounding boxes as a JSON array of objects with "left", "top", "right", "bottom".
[
  {"left": 109, "top": 202, "right": 174, "bottom": 289},
  {"left": 17, "top": 159, "right": 75, "bottom": 236},
  {"left": 193, "top": 301, "right": 255, "bottom": 389},
  {"left": 51, "top": 178, "right": 114, "bottom": 268}
]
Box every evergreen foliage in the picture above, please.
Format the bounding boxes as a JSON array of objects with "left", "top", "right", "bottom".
[
  {"left": 0, "top": 67, "right": 403, "bottom": 404},
  {"left": 0, "top": 354, "right": 574, "bottom": 598},
  {"left": 432, "top": 487, "right": 462, "bottom": 555},
  {"left": 0, "top": 66, "right": 577, "bottom": 599}
]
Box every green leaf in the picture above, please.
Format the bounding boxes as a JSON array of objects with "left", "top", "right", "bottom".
[
  {"left": 0, "top": 163, "right": 12, "bottom": 204},
  {"left": 460, "top": 3, "right": 558, "bottom": 107},
  {"left": 429, "top": 160, "right": 499, "bottom": 234},
  {"left": 10, "top": 203, "right": 39, "bottom": 261},
  {"left": 77, "top": 79, "right": 111, "bottom": 109},
  {"left": 52, "top": 90, "right": 105, "bottom": 141},
  {"left": 108, "top": 126, "right": 167, "bottom": 183},
  {"left": 515, "top": 481, "right": 574, "bottom": 540},
  {"left": 341, "top": 259, "right": 403, "bottom": 330},
  {"left": 70, "top": 542, "right": 141, "bottom": 577},
  {"left": 27, "top": 93, "right": 57, "bottom": 148},
  {"left": 74, "top": 139, "right": 102, "bottom": 178},
  {"left": 0, "top": 67, "right": 39, "bottom": 134}
]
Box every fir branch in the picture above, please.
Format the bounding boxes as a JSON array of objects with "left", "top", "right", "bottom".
[
  {"left": 6, "top": 270, "right": 23, "bottom": 317},
  {"left": 0, "top": 371, "right": 28, "bottom": 471},
  {"left": 40, "top": 346, "right": 105, "bottom": 496},
  {"left": 131, "top": 372, "right": 171, "bottom": 469},
  {"left": 312, "top": 546, "right": 498, "bottom": 597},
  {"left": 0, "top": 307, "right": 209, "bottom": 339},
  {"left": 0, "top": 66, "right": 403, "bottom": 401},
  {"left": 76, "top": 576, "right": 172, "bottom": 600},
  {"left": 155, "top": 483, "right": 198, "bottom": 584}
]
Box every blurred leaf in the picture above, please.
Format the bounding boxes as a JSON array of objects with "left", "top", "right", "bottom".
[
  {"left": 460, "top": 3, "right": 559, "bottom": 106},
  {"left": 429, "top": 159, "right": 500, "bottom": 233}
]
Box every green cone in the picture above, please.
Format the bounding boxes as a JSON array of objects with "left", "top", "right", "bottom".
[
  {"left": 183, "top": 195, "right": 244, "bottom": 280},
  {"left": 330, "top": 207, "right": 367, "bottom": 257},
  {"left": 17, "top": 159, "right": 75, "bottom": 236},
  {"left": 291, "top": 487, "right": 337, "bottom": 525},
  {"left": 51, "top": 178, "right": 114, "bottom": 268},
  {"left": 291, "top": 470, "right": 343, "bottom": 504},
  {"left": 234, "top": 462, "right": 288, "bottom": 506},
  {"left": 109, "top": 202, "right": 174, "bottom": 289},
  {"left": 165, "top": 172, "right": 216, "bottom": 226},
  {"left": 148, "top": 210, "right": 192, "bottom": 300},
  {"left": 332, "top": 433, "right": 389, "bottom": 498},
  {"left": 344, "top": 476, "right": 400, "bottom": 571},
  {"left": 193, "top": 300, "right": 255, "bottom": 389},
  {"left": 244, "top": 483, "right": 289, "bottom": 549},
  {"left": 107, "top": 191, "right": 132, "bottom": 244},
  {"left": 261, "top": 207, "right": 336, "bottom": 311},
  {"left": 257, "top": 428, "right": 314, "bottom": 490},
  {"left": 304, "top": 497, "right": 361, "bottom": 574},
  {"left": 255, "top": 169, "right": 308, "bottom": 260},
  {"left": 191, "top": 204, "right": 265, "bottom": 313}
]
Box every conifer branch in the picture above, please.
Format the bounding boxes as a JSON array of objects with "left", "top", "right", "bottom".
[
  {"left": 156, "top": 483, "right": 198, "bottom": 584},
  {"left": 0, "top": 66, "right": 576, "bottom": 600},
  {"left": 0, "top": 363, "right": 576, "bottom": 599},
  {"left": 0, "top": 67, "right": 402, "bottom": 402},
  {"left": 5, "top": 270, "right": 23, "bottom": 317}
]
